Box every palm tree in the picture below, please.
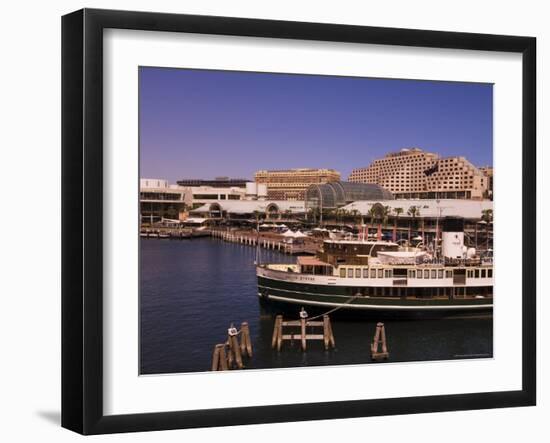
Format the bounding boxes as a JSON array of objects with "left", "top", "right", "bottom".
[
  {"left": 367, "top": 206, "right": 377, "bottom": 239},
  {"left": 381, "top": 205, "right": 391, "bottom": 239},
  {"left": 392, "top": 207, "right": 403, "bottom": 241},
  {"left": 341, "top": 208, "right": 350, "bottom": 223},
  {"left": 407, "top": 206, "right": 419, "bottom": 243}
]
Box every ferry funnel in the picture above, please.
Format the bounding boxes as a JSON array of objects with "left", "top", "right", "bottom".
[{"left": 441, "top": 217, "right": 465, "bottom": 259}]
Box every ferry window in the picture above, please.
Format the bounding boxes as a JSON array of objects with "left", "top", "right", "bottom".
[
  {"left": 378, "top": 269, "right": 383, "bottom": 278},
  {"left": 409, "top": 270, "right": 416, "bottom": 279},
  {"left": 363, "top": 268, "right": 369, "bottom": 278},
  {"left": 371, "top": 269, "right": 376, "bottom": 278},
  {"left": 446, "top": 270, "right": 453, "bottom": 279},
  {"left": 438, "top": 269, "right": 444, "bottom": 279},
  {"left": 467, "top": 270, "right": 472, "bottom": 278},
  {"left": 355, "top": 268, "right": 361, "bottom": 278},
  {"left": 431, "top": 269, "right": 437, "bottom": 279},
  {"left": 417, "top": 270, "right": 423, "bottom": 279},
  {"left": 385, "top": 269, "right": 392, "bottom": 278},
  {"left": 424, "top": 270, "right": 430, "bottom": 279},
  {"left": 348, "top": 269, "right": 354, "bottom": 278},
  {"left": 488, "top": 269, "right": 493, "bottom": 278},
  {"left": 475, "top": 269, "right": 480, "bottom": 278},
  {"left": 340, "top": 268, "right": 346, "bottom": 278},
  {"left": 481, "top": 269, "right": 486, "bottom": 278}
]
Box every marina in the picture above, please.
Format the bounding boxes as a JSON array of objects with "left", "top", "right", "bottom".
[{"left": 140, "top": 236, "right": 492, "bottom": 375}]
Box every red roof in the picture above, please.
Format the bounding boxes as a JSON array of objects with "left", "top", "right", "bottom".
[{"left": 297, "top": 256, "right": 331, "bottom": 266}]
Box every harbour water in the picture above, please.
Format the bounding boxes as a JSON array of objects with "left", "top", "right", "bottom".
[{"left": 140, "top": 237, "right": 492, "bottom": 375}]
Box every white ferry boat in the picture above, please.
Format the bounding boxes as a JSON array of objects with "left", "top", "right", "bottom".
[{"left": 256, "top": 217, "right": 493, "bottom": 316}]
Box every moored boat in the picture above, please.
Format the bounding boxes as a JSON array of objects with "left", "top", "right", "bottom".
[{"left": 256, "top": 217, "right": 493, "bottom": 316}]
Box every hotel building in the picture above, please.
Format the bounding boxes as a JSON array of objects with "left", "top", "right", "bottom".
[
  {"left": 254, "top": 168, "right": 341, "bottom": 201},
  {"left": 348, "top": 148, "right": 489, "bottom": 200},
  {"left": 479, "top": 166, "right": 494, "bottom": 199}
]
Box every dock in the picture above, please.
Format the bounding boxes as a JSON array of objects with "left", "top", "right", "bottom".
[
  {"left": 211, "top": 229, "right": 320, "bottom": 255},
  {"left": 271, "top": 310, "right": 335, "bottom": 351}
]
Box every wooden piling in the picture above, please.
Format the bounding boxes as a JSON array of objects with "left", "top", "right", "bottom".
[
  {"left": 227, "top": 325, "right": 243, "bottom": 369},
  {"left": 272, "top": 315, "right": 282, "bottom": 348},
  {"left": 272, "top": 312, "right": 335, "bottom": 352},
  {"left": 371, "top": 322, "right": 389, "bottom": 360},
  {"left": 277, "top": 316, "right": 283, "bottom": 351},
  {"left": 240, "top": 322, "right": 253, "bottom": 357},
  {"left": 211, "top": 344, "right": 220, "bottom": 371},
  {"left": 323, "top": 316, "right": 330, "bottom": 350},
  {"left": 300, "top": 309, "right": 308, "bottom": 351},
  {"left": 211, "top": 344, "right": 229, "bottom": 371}
]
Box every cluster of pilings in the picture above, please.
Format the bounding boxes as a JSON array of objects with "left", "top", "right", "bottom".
[{"left": 211, "top": 322, "right": 253, "bottom": 371}]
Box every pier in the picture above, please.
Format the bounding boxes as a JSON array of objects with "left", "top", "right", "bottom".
[{"left": 211, "top": 229, "right": 320, "bottom": 255}]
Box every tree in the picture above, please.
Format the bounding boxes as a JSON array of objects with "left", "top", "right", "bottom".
[
  {"left": 382, "top": 205, "right": 391, "bottom": 229},
  {"left": 368, "top": 206, "right": 377, "bottom": 238},
  {"left": 407, "top": 206, "right": 420, "bottom": 242},
  {"left": 392, "top": 207, "right": 403, "bottom": 241}
]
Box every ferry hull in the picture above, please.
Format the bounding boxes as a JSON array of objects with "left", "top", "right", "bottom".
[{"left": 257, "top": 274, "right": 493, "bottom": 318}]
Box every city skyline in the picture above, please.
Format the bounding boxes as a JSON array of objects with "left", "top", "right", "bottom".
[{"left": 139, "top": 67, "right": 493, "bottom": 183}]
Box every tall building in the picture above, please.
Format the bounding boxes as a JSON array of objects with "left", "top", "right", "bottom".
[
  {"left": 348, "top": 148, "right": 488, "bottom": 200},
  {"left": 254, "top": 168, "right": 341, "bottom": 200},
  {"left": 479, "top": 166, "right": 494, "bottom": 199}
]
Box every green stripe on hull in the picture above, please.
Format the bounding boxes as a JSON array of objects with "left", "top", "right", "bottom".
[{"left": 257, "top": 276, "right": 492, "bottom": 310}]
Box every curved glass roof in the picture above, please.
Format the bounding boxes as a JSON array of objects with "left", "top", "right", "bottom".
[{"left": 305, "top": 181, "right": 393, "bottom": 209}]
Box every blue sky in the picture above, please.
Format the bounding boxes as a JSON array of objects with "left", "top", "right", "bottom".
[{"left": 139, "top": 67, "right": 492, "bottom": 183}]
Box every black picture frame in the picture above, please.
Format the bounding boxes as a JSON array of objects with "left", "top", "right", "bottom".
[{"left": 62, "top": 8, "right": 536, "bottom": 435}]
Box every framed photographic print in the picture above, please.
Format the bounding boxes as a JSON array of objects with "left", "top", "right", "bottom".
[{"left": 61, "top": 8, "right": 536, "bottom": 434}]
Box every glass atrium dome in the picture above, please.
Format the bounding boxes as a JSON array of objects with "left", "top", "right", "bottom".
[{"left": 305, "top": 181, "right": 393, "bottom": 212}]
